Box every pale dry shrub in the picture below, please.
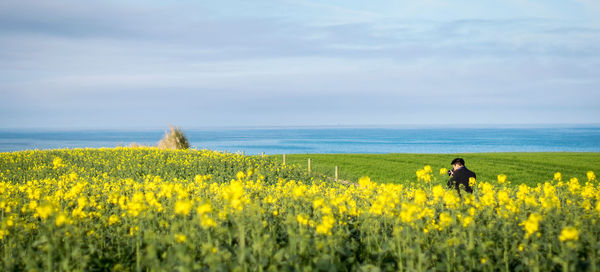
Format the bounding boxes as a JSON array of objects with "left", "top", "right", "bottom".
[
  {"left": 129, "top": 142, "right": 147, "bottom": 148},
  {"left": 158, "top": 125, "right": 190, "bottom": 150}
]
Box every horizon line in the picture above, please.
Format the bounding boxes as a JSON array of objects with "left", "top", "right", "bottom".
[{"left": 1, "top": 122, "right": 600, "bottom": 132}]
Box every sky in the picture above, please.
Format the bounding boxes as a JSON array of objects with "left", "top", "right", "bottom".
[{"left": 1, "top": 0, "right": 599, "bottom": 129}]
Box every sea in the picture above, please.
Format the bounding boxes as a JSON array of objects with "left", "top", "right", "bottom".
[{"left": 1, "top": 125, "right": 599, "bottom": 154}]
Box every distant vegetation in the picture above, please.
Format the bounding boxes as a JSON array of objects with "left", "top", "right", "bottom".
[
  {"left": 272, "top": 152, "right": 600, "bottom": 187},
  {"left": 158, "top": 125, "right": 190, "bottom": 150}
]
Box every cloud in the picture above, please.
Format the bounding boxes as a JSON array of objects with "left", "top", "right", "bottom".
[
  {"left": 0, "top": 0, "right": 599, "bottom": 128},
  {"left": 1, "top": 0, "right": 599, "bottom": 65}
]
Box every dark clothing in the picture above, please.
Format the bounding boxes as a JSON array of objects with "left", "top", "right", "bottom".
[{"left": 447, "top": 166, "right": 475, "bottom": 196}]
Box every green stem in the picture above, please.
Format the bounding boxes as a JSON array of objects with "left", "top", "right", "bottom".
[
  {"left": 503, "top": 225, "right": 509, "bottom": 272},
  {"left": 397, "top": 231, "right": 403, "bottom": 272},
  {"left": 136, "top": 227, "right": 141, "bottom": 272},
  {"left": 561, "top": 246, "right": 570, "bottom": 272},
  {"left": 417, "top": 237, "right": 423, "bottom": 272},
  {"left": 46, "top": 224, "right": 54, "bottom": 272},
  {"left": 47, "top": 235, "right": 53, "bottom": 271},
  {"left": 4, "top": 235, "right": 9, "bottom": 271},
  {"left": 446, "top": 246, "right": 451, "bottom": 272},
  {"left": 534, "top": 252, "right": 539, "bottom": 272},
  {"left": 238, "top": 220, "right": 246, "bottom": 271}
]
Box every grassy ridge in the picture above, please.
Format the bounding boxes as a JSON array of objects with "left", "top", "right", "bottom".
[{"left": 270, "top": 152, "right": 600, "bottom": 186}]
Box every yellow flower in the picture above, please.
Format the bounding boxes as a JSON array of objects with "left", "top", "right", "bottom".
[
  {"left": 223, "top": 181, "right": 246, "bottom": 211},
  {"left": 108, "top": 215, "right": 120, "bottom": 225},
  {"left": 587, "top": 171, "right": 596, "bottom": 181},
  {"left": 440, "top": 168, "right": 448, "bottom": 175},
  {"left": 462, "top": 216, "right": 473, "bottom": 227},
  {"left": 554, "top": 172, "right": 562, "bottom": 181},
  {"left": 432, "top": 185, "right": 444, "bottom": 200},
  {"left": 28, "top": 201, "right": 38, "bottom": 211},
  {"left": 469, "top": 177, "right": 476, "bottom": 187},
  {"left": 315, "top": 215, "right": 335, "bottom": 235},
  {"left": 416, "top": 167, "right": 433, "bottom": 183},
  {"left": 293, "top": 186, "right": 306, "bottom": 198},
  {"left": 236, "top": 171, "right": 245, "bottom": 180},
  {"left": 559, "top": 226, "right": 579, "bottom": 242},
  {"left": 200, "top": 215, "right": 217, "bottom": 229},
  {"left": 52, "top": 157, "right": 65, "bottom": 169},
  {"left": 129, "top": 226, "right": 139, "bottom": 236},
  {"left": 297, "top": 214, "right": 309, "bottom": 225},
  {"left": 468, "top": 207, "right": 476, "bottom": 216},
  {"left": 35, "top": 204, "right": 53, "bottom": 220},
  {"left": 497, "top": 174, "right": 507, "bottom": 184},
  {"left": 68, "top": 172, "right": 78, "bottom": 181},
  {"left": 413, "top": 189, "right": 427, "bottom": 205},
  {"left": 442, "top": 191, "right": 460, "bottom": 208},
  {"left": 481, "top": 191, "right": 496, "bottom": 207},
  {"left": 313, "top": 198, "right": 325, "bottom": 209},
  {"left": 315, "top": 224, "right": 330, "bottom": 235},
  {"left": 358, "top": 176, "right": 375, "bottom": 189},
  {"left": 174, "top": 233, "right": 187, "bottom": 243},
  {"left": 174, "top": 200, "right": 192, "bottom": 216},
  {"left": 497, "top": 190, "right": 510, "bottom": 206},
  {"left": 567, "top": 177, "right": 581, "bottom": 195},
  {"left": 481, "top": 258, "right": 487, "bottom": 264},
  {"left": 438, "top": 212, "right": 452, "bottom": 229},
  {"left": 399, "top": 203, "right": 420, "bottom": 223},
  {"left": 126, "top": 201, "right": 143, "bottom": 217},
  {"left": 55, "top": 214, "right": 67, "bottom": 227},
  {"left": 77, "top": 196, "right": 88, "bottom": 208},
  {"left": 196, "top": 203, "right": 212, "bottom": 215},
  {"left": 521, "top": 213, "right": 542, "bottom": 238}
]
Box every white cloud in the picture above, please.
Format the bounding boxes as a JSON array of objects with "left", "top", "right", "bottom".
[{"left": 1, "top": 0, "right": 599, "bottom": 128}]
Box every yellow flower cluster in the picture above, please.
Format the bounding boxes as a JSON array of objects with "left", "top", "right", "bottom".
[
  {"left": 520, "top": 213, "right": 542, "bottom": 238},
  {"left": 416, "top": 165, "right": 433, "bottom": 183},
  {"left": 497, "top": 174, "right": 508, "bottom": 185},
  {"left": 0, "top": 149, "right": 598, "bottom": 271},
  {"left": 559, "top": 226, "right": 579, "bottom": 242},
  {"left": 588, "top": 171, "right": 597, "bottom": 182}
]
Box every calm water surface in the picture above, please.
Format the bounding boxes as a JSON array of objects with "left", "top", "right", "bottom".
[{"left": 1, "top": 126, "right": 599, "bottom": 154}]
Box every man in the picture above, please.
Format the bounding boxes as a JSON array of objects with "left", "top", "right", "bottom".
[{"left": 447, "top": 158, "right": 475, "bottom": 196}]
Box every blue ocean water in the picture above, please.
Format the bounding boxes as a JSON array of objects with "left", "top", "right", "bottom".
[{"left": 1, "top": 126, "right": 599, "bottom": 154}]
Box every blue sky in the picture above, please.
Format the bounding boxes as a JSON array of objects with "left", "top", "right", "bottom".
[{"left": 1, "top": 0, "right": 599, "bottom": 129}]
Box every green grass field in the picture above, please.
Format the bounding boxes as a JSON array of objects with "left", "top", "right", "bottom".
[{"left": 269, "top": 152, "right": 600, "bottom": 186}]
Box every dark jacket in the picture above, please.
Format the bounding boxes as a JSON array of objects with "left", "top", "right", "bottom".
[{"left": 447, "top": 166, "right": 475, "bottom": 195}]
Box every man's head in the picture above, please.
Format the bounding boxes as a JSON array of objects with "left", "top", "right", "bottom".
[{"left": 451, "top": 158, "right": 465, "bottom": 170}]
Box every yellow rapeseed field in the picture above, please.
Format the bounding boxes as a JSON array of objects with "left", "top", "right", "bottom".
[{"left": 0, "top": 148, "right": 598, "bottom": 271}]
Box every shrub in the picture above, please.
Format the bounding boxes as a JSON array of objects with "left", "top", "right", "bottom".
[
  {"left": 129, "top": 142, "right": 147, "bottom": 148},
  {"left": 158, "top": 125, "right": 190, "bottom": 149}
]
